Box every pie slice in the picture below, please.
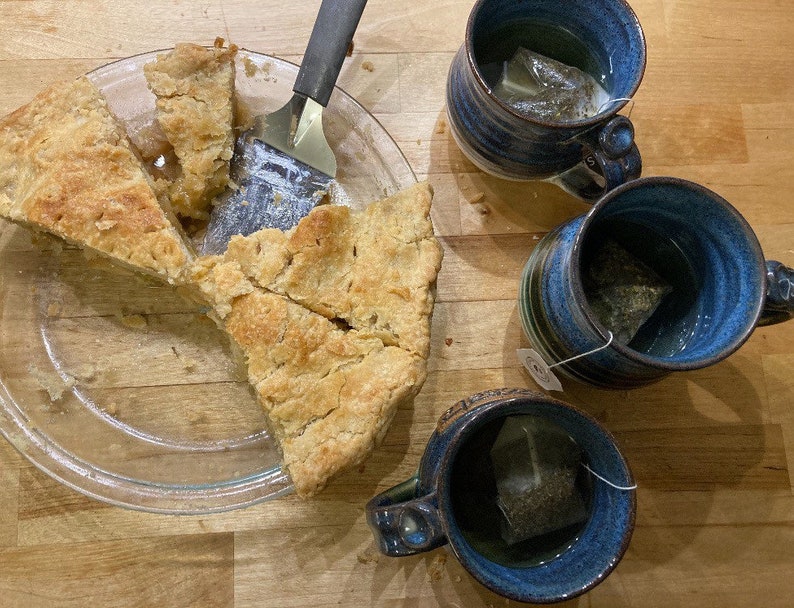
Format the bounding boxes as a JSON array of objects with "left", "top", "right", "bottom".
[
  {"left": 0, "top": 76, "right": 193, "bottom": 284},
  {"left": 144, "top": 40, "right": 237, "bottom": 221},
  {"left": 190, "top": 182, "right": 443, "bottom": 496}
]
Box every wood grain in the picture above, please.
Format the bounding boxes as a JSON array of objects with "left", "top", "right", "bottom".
[{"left": 0, "top": 1, "right": 793, "bottom": 607}]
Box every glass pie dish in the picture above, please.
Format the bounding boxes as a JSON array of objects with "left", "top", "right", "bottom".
[{"left": 0, "top": 49, "right": 416, "bottom": 514}]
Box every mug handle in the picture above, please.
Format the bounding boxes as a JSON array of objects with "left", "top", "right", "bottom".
[
  {"left": 759, "top": 260, "right": 794, "bottom": 326},
  {"left": 556, "top": 115, "right": 642, "bottom": 201},
  {"left": 365, "top": 476, "right": 447, "bottom": 556}
]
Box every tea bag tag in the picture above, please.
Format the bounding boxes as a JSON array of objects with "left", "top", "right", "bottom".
[
  {"left": 517, "top": 349, "right": 563, "bottom": 392},
  {"left": 517, "top": 332, "right": 614, "bottom": 392}
]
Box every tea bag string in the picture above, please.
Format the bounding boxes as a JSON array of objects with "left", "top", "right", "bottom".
[
  {"left": 548, "top": 332, "right": 614, "bottom": 369},
  {"left": 597, "top": 97, "right": 635, "bottom": 118},
  {"left": 582, "top": 463, "right": 638, "bottom": 491}
]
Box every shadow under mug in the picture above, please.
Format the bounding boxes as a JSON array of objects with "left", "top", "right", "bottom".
[
  {"left": 446, "top": 0, "right": 646, "bottom": 201},
  {"left": 366, "top": 388, "right": 635, "bottom": 604},
  {"left": 519, "top": 176, "right": 794, "bottom": 389}
]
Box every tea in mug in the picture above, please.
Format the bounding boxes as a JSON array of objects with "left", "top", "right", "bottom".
[
  {"left": 474, "top": 19, "right": 612, "bottom": 122},
  {"left": 583, "top": 238, "right": 672, "bottom": 344},
  {"left": 581, "top": 219, "right": 701, "bottom": 356},
  {"left": 492, "top": 47, "right": 611, "bottom": 121},
  {"left": 450, "top": 415, "right": 594, "bottom": 567}
]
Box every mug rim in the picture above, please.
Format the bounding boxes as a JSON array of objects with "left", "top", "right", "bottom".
[
  {"left": 464, "top": 0, "right": 647, "bottom": 129},
  {"left": 434, "top": 389, "right": 636, "bottom": 603},
  {"left": 570, "top": 175, "right": 767, "bottom": 371}
]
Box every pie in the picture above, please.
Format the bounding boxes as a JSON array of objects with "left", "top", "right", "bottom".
[
  {"left": 144, "top": 39, "right": 237, "bottom": 221},
  {"left": 0, "top": 76, "right": 193, "bottom": 284},
  {"left": 190, "top": 183, "right": 442, "bottom": 496},
  {"left": 0, "top": 47, "right": 443, "bottom": 498}
]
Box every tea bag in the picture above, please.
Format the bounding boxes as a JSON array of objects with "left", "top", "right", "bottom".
[
  {"left": 492, "top": 47, "right": 611, "bottom": 121},
  {"left": 490, "top": 416, "right": 589, "bottom": 545},
  {"left": 584, "top": 238, "right": 673, "bottom": 345}
]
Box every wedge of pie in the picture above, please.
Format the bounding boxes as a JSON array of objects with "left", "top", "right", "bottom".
[
  {"left": 143, "top": 40, "right": 237, "bottom": 221},
  {"left": 0, "top": 76, "right": 194, "bottom": 284},
  {"left": 191, "top": 182, "right": 443, "bottom": 496}
]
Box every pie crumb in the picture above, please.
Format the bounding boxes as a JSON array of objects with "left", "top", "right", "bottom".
[
  {"left": 467, "top": 191, "right": 485, "bottom": 205},
  {"left": 28, "top": 365, "right": 76, "bottom": 402},
  {"left": 46, "top": 302, "right": 62, "bottom": 317},
  {"left": 356, "top": 548, "right": 380, "bottom": 564},
  {"left": 427, "top": 553, "right": 447, "bottom": 581},
  {"left": 119, "top": 314, "right": 148, "bottom": 330}
]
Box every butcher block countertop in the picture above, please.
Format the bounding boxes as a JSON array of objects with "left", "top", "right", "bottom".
[{"left": 1, "top": 1, "right": 794, "bottom": 606}]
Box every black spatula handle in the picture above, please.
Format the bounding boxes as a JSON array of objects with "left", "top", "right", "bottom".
[{"left": 293, "top": 0, "right": 368, "bottom": 107}]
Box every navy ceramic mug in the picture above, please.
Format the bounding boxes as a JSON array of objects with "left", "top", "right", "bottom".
[
  {"left": 519, "top": 176, "right": 794, "bottom": 389},
  {"left": 366, "top": 388, "right": 635, "bottom": 604},
  {"left": 446, "top": 0, "right": 646, "bottom": 200}
]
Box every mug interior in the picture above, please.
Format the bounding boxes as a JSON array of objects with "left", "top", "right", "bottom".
[
  {"left": 468, "top": 0, "right": 645, "bottom": 120},
  {"left": 449, "top": 414, "right": 594, "bottom": 569},
  {"left": 574, "top": 179, "right": 766, "bottom": 367},
  {"left": 439, "top": 397, "right": 634, "bottom": 603}
]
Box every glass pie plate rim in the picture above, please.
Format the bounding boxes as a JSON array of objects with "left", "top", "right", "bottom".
[{"left": 0, "top": 48, "right": 417, "bottom": 514}]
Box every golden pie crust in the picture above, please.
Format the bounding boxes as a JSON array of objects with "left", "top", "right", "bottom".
[
  {"left": 144, "top": 40, "right": 237, "bottom": 221},
  {"left": 0, "top": 76, "right": 193, "bottom": 284},
  {"left": 191, "top": 182, "right": 443, "bottom": 496}
]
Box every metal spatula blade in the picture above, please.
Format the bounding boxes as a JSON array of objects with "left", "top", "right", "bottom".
[
  {"left": 202, "top": 96, "right": 335, "bottom": 254},
  {"left": 202, "top": 0, "right": 367, "bottom": 255}
]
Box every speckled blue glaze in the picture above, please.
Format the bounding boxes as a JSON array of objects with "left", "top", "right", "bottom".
[
  {"left": 519, "top": 177, "right": 778, "bottom": 389},
  {"left": 446, "top": 0, "right": 646, "bottom": 200},
  {"left": 366, "top": 389, "right": 636, "bottom": 604}
]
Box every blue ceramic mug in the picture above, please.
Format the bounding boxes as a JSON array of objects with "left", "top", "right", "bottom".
[
  {"left": 519, "top": 176, "right": 794, "bottom": 389},
  {"left": 446, "top": 0, "right": 645, "bottom": 200},
  {"left": 366, "top": 388, "right": 635, "bottom": 604}
]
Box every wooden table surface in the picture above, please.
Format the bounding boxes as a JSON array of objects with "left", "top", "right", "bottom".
[{"left": 1, "top": 1, "right": 794, "bottom": 606}]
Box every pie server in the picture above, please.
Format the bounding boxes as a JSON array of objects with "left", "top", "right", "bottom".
[{"left": 202, "top": 0, "right": 368, "bottom": 255}]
